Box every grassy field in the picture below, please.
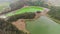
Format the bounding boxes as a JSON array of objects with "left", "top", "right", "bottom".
[
  {"left": 0, "top": 6, "right": 4, "bottom": 11},
  {"left": 0, "top": 2, "right": 10, "bottom": 11}
]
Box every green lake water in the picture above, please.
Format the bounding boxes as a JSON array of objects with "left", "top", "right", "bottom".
[{"left": 26, "top": 16, "right": 60, "bottom": 34}]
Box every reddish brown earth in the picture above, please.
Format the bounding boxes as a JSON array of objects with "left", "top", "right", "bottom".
[{"left": 12, "top": 19, "right": 30, "bottom": 34}]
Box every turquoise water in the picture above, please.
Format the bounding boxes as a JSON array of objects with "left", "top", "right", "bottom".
[{"left": 26, "top": 16, "right": 60, "bottom": 34}]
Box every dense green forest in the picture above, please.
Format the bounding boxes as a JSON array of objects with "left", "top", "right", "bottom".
[{"left": 48, "top": 6, "right": 60, "bottom": 23}]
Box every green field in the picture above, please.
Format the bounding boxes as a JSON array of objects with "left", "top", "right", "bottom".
[
  {"left": 0, "top": 2, "right": 10, "bottom": 11},
  {"left": 6, "top": 6, "right": 44, "bottom": 16},
  {"left": 0, "top": 6, "right": 5, "bottom": 11}
]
